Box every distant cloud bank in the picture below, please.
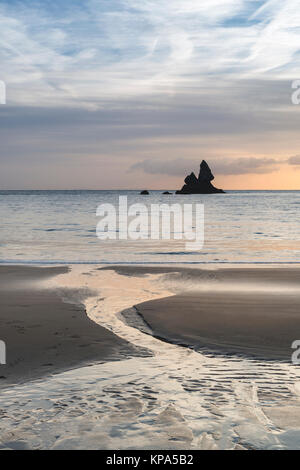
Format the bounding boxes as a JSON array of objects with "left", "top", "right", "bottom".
[{"left": 131, "top": 157, "right": 280, "bottom": 176}]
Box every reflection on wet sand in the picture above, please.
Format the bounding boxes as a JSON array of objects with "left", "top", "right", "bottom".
[{"left": 1, "top": 264, "right": 300, "bottom": 450}]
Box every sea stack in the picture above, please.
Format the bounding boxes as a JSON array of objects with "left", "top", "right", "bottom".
[{"left": 176, "top": 160, "right": 225, "bottom": 194}]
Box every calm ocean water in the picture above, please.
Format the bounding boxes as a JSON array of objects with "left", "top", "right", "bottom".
[{"left": 0, "top": 190, "right": 300, "bottom": 264}]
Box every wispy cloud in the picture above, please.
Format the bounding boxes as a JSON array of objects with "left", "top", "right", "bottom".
[
  {"left": 1, "top": 0, "right": 300, "bottom": 108},
  {"left": 1, "top": 1, "right": 300, "bottom": 189}
]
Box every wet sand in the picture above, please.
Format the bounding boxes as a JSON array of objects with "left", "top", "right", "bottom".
[
  {"left": 0, "top": 266, "right": 143, "bottom": 387},
  {"left": 101, "top": 265, "right": 300, "bottom": 361},
  {"left": 2, "top": 263, "right": 300, "bottom": 389},
  {"left": 135, "top": 291, "right": 300, "bottom": 360},
  {"left": 1, "top": 265, "right": 300, "bottom": 449}
]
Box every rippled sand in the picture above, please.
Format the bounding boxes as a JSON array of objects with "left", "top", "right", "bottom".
[{"left": 1, "top": 264, "right": 300, "bottom": 449}]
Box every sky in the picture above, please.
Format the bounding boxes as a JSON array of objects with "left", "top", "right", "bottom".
[{"left": 1, "top": 0, "right": 300, "bottom": 189}]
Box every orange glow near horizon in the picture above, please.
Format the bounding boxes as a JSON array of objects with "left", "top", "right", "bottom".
[
  {"left": 217, "top": 166, "right": 300, "bottom": 190},
  {"left": 133, "top": 165, "right": 300, "bottom": 191}
]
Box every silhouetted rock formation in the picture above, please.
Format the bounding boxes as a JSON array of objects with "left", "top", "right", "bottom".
[
  {"left": 140, "top": 190, "right": 149, "bottom": 195},
  {"left": 176, "top": 160, "right": 225, "bottom": 194},
  {"left": 162, "top": 191, "right": 172, "bottom": 195}
]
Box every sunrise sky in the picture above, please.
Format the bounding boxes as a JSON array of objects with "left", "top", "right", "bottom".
[{"left": 1, "top": 0, "right": 300, "bottom": 190}]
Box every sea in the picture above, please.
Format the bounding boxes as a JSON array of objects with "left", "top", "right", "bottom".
[
  {"left": 1, "top": 189, "right": 300, "bottom": 450},
  {"left": 1, "top": 189, "right": 300, "bottom": 264}
]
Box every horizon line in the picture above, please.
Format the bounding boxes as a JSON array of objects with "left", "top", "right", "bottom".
[{"left": 1, "top": 188, "right": 300, "bottom": 192}]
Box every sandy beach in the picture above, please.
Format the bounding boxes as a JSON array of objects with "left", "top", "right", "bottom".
[
  {"left": 135, "top": 291, "right": 300, "bottom": 360},
  {"left": 1, "top": 264, "right": 300, "bottom": 389},
  {"left": 0, "top": 265, "right": 144, "bottom": 387},
  {"left": 0, "top": 264, "right": 300, "bottom": 449},
  {"left": 104, "top": 265, "right": 300, "bottom": 361}
]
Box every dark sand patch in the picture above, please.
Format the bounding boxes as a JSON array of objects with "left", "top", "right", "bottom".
[
  {"left": 99, "top": 265, "right": 300, "bottom": 286},
  {"left": 135, "top": 291, "right": 300, "bottom": 361},
  {"left": 102, "top": 265, "right": 300, "bottom": 361},
  {"left": 0, "top": 266, "right": 146, "bottom": 387}
]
